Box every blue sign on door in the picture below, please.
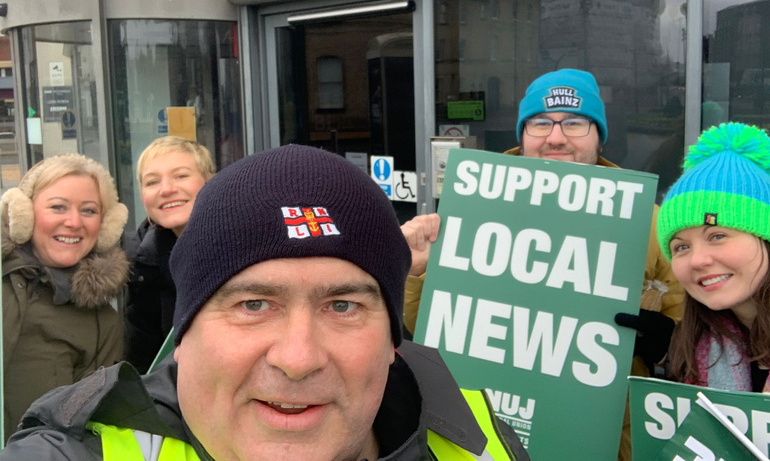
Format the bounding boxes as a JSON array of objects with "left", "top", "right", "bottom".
[
  {"left": 373, "top": 157, "right": 391, "bottom": 181},
  {"left": 158, "top": 108, "right": 168, "bottom": 134},
  {"left": 61, "top": 110, "right": 77, "bottom": 140},
  {"left": 370, "top": 155, "right": 394, "bottom": 200}
]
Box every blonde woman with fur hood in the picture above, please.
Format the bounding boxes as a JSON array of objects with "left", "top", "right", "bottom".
[{"left": 1, "top": 154, "right": 129, "bottom": 441}]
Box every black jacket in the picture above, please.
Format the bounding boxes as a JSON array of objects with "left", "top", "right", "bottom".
[
  {"left": 0, "top": 341, "right": 529, "bottom": 460},
  {"left": 123, "top": 220, "right": 177, "bottom": 374}
]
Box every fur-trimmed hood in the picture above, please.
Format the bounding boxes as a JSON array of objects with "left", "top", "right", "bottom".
[{"left": 1, "top": 211, "right": 129, "bottom": 310}]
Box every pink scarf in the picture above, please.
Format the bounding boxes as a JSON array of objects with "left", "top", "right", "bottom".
[{"left": 688, "top": 317, "right": 770, "bottom": 392}]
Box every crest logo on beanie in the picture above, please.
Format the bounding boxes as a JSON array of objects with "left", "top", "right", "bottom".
[
  {"left": 704, "top": 213, "right": 718, "bottom": 226},
  {"left": 282, "top": 206, "right": 341, "bottom": 239},
  {"left": 543, "top": 86, "right": 582, "bottom": 110}
]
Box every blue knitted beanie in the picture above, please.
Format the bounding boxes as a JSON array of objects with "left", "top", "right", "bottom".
[
  {"left": 657, "top": 122, "right": 770, "bottom": 260},
  {"left": 516, "top": 68, "right": 608, "bottom": 143},
  {"left": 170, "top": 145, "right": 412, "bottom": 346}
]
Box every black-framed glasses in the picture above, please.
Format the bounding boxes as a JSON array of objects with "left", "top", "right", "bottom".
[{"left": 524, "top": 117, "right": 593, "bottom": 137}]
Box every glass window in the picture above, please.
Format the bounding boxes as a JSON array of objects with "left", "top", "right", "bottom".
[
  {"left": 17, "top": 22, "right": 101, "bottom": 169},
  {"left": 317, "top": 57, "right": 344, "bottom": 109},
  {"left": 703, "top": 0, "right": 767, "bottom": 131},
  {"left": 434, "top": 0, "right": 687, "bottom": 202},
  {"left": 271, "top": 12, "right": 414, "bottom": 222},
  {"left": 108, "top": 19, "right": 243, "bottom": 231},
  {"left": 0, "top": 34, "right": 16, "bottom": 189},
  {"left": 440, "top": 1, "right": 449, "bottom": 25}
]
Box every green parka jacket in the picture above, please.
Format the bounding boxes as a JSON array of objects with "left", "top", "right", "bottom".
[{"left": 2, "top": 227, "right": 128, "bottom": 441}]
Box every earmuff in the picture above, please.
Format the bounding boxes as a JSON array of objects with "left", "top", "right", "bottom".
[
  {"left": 1, "top": 154, "right": 128, "bottom": 253},
  {"left": 2, "top": 187, "right": 34, "bottom": 245}
]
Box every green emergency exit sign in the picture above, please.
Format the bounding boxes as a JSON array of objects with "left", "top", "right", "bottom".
[{"left": 447, "top": 100, "right": 485, "bottom": 121}]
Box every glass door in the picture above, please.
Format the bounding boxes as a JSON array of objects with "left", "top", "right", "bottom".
[
  {"left": 108, "top": 19, "right": 242, "bottom": 230},
  {"left": 18, "top": 22, "right": 102, "bottom": 168},
  {"left": 263, "top": 6, "right": 417, "bottom": 223}
]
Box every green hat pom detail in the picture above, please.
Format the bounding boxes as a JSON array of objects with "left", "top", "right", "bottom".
[{"left": 685, "top": 122, "right": 770, "bottom": 172}]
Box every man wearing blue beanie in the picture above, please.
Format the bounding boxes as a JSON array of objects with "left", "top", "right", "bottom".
[
  {"left": 401, "top": 69, "right": 683, "bottom": 460},
  {"left": 515, "top": 68, "right": 608, "bottom": 148},
  {"left": 1, "top": 145, "right": 529, "bottom": 460},
  {"left": 508, "top": 68, "right": 608, "bottom": 166}
]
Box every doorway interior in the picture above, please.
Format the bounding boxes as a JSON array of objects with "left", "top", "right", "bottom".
[{"left": 265, "top": 8, "right": 417, "bottom": 222}]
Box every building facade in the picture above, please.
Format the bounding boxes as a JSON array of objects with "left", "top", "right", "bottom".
[{"left": 0, "top": 0, "right": 764, "bottom": 227}]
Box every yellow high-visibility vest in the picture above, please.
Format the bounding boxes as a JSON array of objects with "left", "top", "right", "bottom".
[
  {"left": 88, "top": 389, "right": 515, "bottom": 460},
  {"left": 87, "top": 421, "right": 200, "bottom": 460},
  {"left": 427, "top": 389, "right": 517, "bottom": 460}
]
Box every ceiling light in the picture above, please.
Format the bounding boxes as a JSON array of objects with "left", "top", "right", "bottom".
[{"left": 287, "top": 1, "right": 415, "bottom": 24}]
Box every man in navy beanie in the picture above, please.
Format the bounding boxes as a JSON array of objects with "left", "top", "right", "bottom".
[
  {"left": 400, "top": 69, "right": 683, "bottom": 460},
  {"left": 0, "top": 145, "right": 529, "bottom": 460}
]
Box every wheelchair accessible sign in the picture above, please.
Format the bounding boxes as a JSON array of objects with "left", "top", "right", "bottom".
[{"left": 371, "top": 155, "right": 417, "bottom": 203}]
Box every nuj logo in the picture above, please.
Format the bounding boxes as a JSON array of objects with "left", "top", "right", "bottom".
[{"left": 485, "top": 388, "right": 535, "bottom": 420}]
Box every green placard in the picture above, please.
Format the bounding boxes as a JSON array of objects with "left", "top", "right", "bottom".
[
  {"left": 412, "top": 148, "right": 658, "bottom": 460},
  {"left": 447, "top": 100, "right": 485, "bottom": 121},
  {"left": 147, "top": 328, "right": 175, "bottom": 374},
  {"left": 629, "top": 377, "right": 770, "bottom": 459}
]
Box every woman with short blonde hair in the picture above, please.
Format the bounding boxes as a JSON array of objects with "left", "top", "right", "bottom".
[{"left": 124, "top": 136, "right": 215, "bottom": 373}]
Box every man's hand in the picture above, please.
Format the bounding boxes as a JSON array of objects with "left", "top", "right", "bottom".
[
  {"left": 401, "top": 213, "right": 441, "bottom": 276},
  {"left": 615, "top": 310, "right": 675, "bottom": 369}
]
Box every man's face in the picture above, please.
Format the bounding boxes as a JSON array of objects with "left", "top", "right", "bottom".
[
  {"left": 520, "top": 111, "right": 601, "bottom": 165},
  {"left": 174, "top": 257, "right": 395, "bottom": 461}
]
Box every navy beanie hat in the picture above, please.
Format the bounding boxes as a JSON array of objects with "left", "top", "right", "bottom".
[
  {"left": 516, "top": 68, "right": 608, "bottom": 143},
  {"left": 170, "top": 145, "right": 412, "bottom": 346}
]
